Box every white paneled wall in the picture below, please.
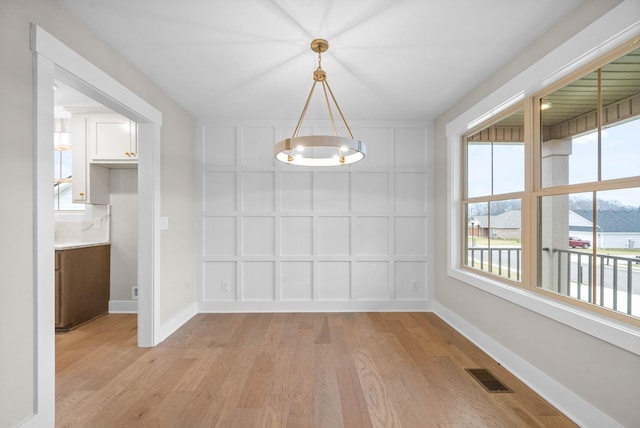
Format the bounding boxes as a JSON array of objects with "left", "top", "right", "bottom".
[{"left": 199, "top": 123, "right": 431, "bottom": 311}]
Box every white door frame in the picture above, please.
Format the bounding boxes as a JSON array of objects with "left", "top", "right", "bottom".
[{"left": 27, "top": 25, "right": 162, "bottom": 427}]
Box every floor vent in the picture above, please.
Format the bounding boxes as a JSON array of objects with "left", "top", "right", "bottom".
[{"left": 465, "top": 368, "right": 512, "bottom": 393}]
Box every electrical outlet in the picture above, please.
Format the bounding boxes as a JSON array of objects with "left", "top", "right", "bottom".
[
  {"left": 221, "top": 280, "right": 230, "bottom": 292},
  {"left": 160, "top": 217, "right": 169, "bottom": 230},
  {"left": 132, "top": 286, "right": 139, "bottom": 300},
  {"left": 410, "top": 280, "right": 419, "bottom": 291}
]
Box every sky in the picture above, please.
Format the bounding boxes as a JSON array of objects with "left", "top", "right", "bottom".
[{"left": 467, "top": 117, "right": 640, "bottom": 207}]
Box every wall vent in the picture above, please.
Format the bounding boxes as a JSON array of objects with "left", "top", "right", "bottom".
[{"left": 465, "top": 368, "right": 512, "bottom": 393}]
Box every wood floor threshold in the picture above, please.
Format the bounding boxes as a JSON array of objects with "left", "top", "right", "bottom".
[{"left": 55, "top": 312, "right": 576, "bottom": 427}]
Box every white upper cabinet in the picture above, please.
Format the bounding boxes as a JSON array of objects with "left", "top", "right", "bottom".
[
  {"left": 71, "top": 116, "right": 110, "bottom": 204},
  {"left": 88, "top": 114, "right": 137, "bottom": 165}
]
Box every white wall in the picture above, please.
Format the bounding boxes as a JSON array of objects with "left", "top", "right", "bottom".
[
  {"left": 0, "top": 1, "right": 196, "bottom": 426},
  {"left": 198, "top": 122, "right": 433, "bottom": 312},
  {"left": 434, "top": 1, "right": 640, "bottom": 426},
  {"left": 0, "top": 2, "right": 36, "bottom": 424},
  {"left": 109, "top": 169, "right": 138, "bottom": 303}
]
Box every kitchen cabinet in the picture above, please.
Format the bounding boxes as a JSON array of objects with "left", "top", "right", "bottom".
[
  {"left": 55, "top": 243, "right": 111, "bottom": 331},
  {"left": 88, "top": 114, "right": 138, "bottom": 165},
  {"left": 71, "top": 116, "right": 110, "bottom": 204}
]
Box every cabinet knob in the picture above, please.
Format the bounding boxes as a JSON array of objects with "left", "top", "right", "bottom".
[
  {"left": 130, "top": 152, "right": 136, "bottom": 156},
  {"left": 124, "top": 151, "right": 130, "bottom": 156},
  {"left": 79, "top": 192, "right": 85, "bottom": 197}
]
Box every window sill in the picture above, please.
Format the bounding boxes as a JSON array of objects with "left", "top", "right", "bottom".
[{"left": 448, "top": 266, "right": 640, "bottom": 357}]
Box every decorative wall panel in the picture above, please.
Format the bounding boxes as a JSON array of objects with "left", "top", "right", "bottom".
[
  {"left": 203, "top": 217, "right": 236, "bottom": 256},
  {"left": 242, "top": 261, "right": 275, "bottom": 301},
  {"left": 204, "top": 172, "right": 236, "bottom": 212},
  {"left": 354, "top": 217, "right": 389, "bottom": 256},
  {"left": 200, "top": 123, "right": 430, "bottom": 310},
  {"left": 204, "top": 261, "right": 236, "bottom": 301},
  {"left": 280, "top": 217, "right": 313, "bottom": 256}
]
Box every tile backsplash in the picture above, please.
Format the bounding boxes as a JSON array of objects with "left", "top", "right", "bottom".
[{"left": 55, "top": 204, "right": 110, "bottom": 244}]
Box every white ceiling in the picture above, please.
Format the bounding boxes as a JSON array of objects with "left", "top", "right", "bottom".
[{"left": 57, "top": 0, "right": 585, "bottom": 122}]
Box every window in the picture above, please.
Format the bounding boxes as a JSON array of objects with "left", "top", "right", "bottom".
[
  {"left": 53, "top": 112, "right": 84, "bottom": 211},
  {"left": 537, "top": 46, "right": 640, "bottom": 319},
  {"left": 461, "top": 43, "right": 640, "bottom": 322},
  {"left": 463, "top": 108, "right": 524, "bottom": 282}
]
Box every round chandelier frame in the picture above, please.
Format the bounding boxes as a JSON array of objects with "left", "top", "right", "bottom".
[{"left": 274, "top": 39, "right": 366, "bottom": 166}]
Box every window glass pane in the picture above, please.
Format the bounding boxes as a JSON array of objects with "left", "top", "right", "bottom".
[
  {"left": 465, "top": 199, "right": 521, "bottom": 281},
  {"left": 60, "top": 151, "right": 72, "bottom": 180},
  {"left": 600, "top": 47, "right": 640, "bottom": 181},
  {"left": 601, "top": 118, "right": 640, "bottom": 181},
  {"left": 489, "top": 200, "right": 521, "bottom": 281},
  {"left": 466, "top": 109, "right": 524, "bottom": 197},
  {"left": 539, "top": 190, "right": 640, "bottom": 318},
  {"left": 467, "top": 143, "right": 491, "bottom": 198},
  {"left": 466, "top": 202, "right": 489, "bottom": 272},
  {"left": 541, "top": 72, "right": 599, "bottom": 187},
  {"left": 54, "top": 151, "right": 62, "bottom": 180},
  {"left": 538, "top": 192, "right": 592, "bottom": 298},
  {"left": 593, "top": 188, "right": 640, "bottom": 317},
  {"left": 493, "top": 143, "right": 524, "bottom": 194}
]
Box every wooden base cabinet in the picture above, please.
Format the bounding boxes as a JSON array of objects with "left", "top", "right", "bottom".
[{"left": 55, "top": 244, "right": 111, "bottom": 331}]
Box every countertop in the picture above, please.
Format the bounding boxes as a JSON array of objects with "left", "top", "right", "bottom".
[{"left": 54, "top": 241, "right": 110, "bottom": 250}]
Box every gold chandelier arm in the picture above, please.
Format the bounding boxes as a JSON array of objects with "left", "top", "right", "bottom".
[
  {"left": 321, "top": 81, "right": 338, "bottom": 136},
  {"left": 324, "top": 79, "right": 354, "bottom": 139},
  {"left": 292, "top": 80, "right": 318, "bottom": 138}
]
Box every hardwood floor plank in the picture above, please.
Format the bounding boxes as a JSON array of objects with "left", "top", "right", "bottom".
[
  {"left": 56, "top": 313, "right": 577, "bottom": 427},
  {"left": 352, "top": 348, "right": 401, "bottom": 428},
  {"left": 336, "top": 366, "right": 374, "bottom": 428},
  {"left": 237, "top": 351, "right": 275, "bottom": 408}
]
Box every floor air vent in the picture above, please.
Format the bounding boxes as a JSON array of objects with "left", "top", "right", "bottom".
[{"left": 465, "top": 368, "right": 512, "bottom": 393}]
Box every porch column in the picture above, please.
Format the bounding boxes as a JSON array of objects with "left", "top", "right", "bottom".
[{"left": 540, "top": 139, "right": 571, "bottom": 294}]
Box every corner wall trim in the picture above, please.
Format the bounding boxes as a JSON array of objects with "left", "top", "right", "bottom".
[{"left": 434, "top": 301, "right": 619, "bottom": 428}]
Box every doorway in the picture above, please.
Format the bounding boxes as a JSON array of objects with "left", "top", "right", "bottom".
[
  {"left": 53, "top": 80, "right": 140, "bottom": 323},
  {"left": 32, "top": 24, "right": 162, "bottom": 425}
]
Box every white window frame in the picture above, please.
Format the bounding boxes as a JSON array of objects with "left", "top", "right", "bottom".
[{"left": 446, "top": 2, "right": 640, "bottom": 357}]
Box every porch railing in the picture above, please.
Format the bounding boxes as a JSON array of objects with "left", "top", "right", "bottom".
[{"left": 466, "top": 247, "right": 639, "bottom": 316}]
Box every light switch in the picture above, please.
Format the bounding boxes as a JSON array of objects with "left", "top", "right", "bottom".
[{"left": 160, "top": 217, "right": 169, "bottom": 230}]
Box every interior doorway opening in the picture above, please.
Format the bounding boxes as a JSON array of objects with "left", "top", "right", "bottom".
[
  {"left": 33, "top": 24, "right": 162, "bottom": 425},
  {"left": 53, "top": 80, "right": 140, "bottom": 330}
]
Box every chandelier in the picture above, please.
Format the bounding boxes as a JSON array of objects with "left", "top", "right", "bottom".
[{"left": 274, "top": 39, "right": 366, "bottom": 166}]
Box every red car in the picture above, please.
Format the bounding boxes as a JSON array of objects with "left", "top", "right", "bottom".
[{"left": 569, "top": 236, "right": 590, "bottom": 248}]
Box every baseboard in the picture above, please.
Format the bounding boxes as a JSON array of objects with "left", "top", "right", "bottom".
[
  {"left": 433, "top": 301, "right": 619, "bottom": 428},
  {"left": 108, "top": 300, "right": 138, "bottom": 313},
  {"left": 198, "top": 300, "right": 432, "bottom": 313},
  {"left": 158, "top": 302, "right": 198, "bottom": 343}
]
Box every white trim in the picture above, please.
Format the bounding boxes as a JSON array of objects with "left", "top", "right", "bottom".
[
  {"left": 23, "top": 51, "right": 57, "bottom": 428},
  {"left": 434, "top": 302, "right": 620, "bottom": 428},
  {"left": 198, "top": 300, "right": 432, "bottom": 313},
  {"left": 136, "top": 123, "right": 162, "bottom": 347},
  {"left": 446, "top": 2, "right": 640, "bottom": 357},
  {"left": 108, "top": 300, "right": 138, "bottom": 313},
  {"left": 33, "top": 27, "right": 161, "bottom": 126},
  {"left": 158, "top": 302, "right": 198, "bottom": 343},
  {"left": 30, "top": 24, "right": 162, "bottom": 426}
]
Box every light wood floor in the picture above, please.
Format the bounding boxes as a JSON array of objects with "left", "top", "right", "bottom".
[{"left": 56, "top": 312, "right": 576, "bottom": 427}]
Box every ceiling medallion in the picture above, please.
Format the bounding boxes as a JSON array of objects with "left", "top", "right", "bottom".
[{"left": 274, "top": 39, "right": 366, "bottom": 166}]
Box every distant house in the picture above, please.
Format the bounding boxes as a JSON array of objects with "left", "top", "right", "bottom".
[
  {"left": 572, "top": 209, "right": 640, "bottom": 249},
  {"left": 472, "top": 210, "right": 521, "bottom": 241},
  {"left": 471, "top": 209, "right": 640, "bottom": 248}
]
